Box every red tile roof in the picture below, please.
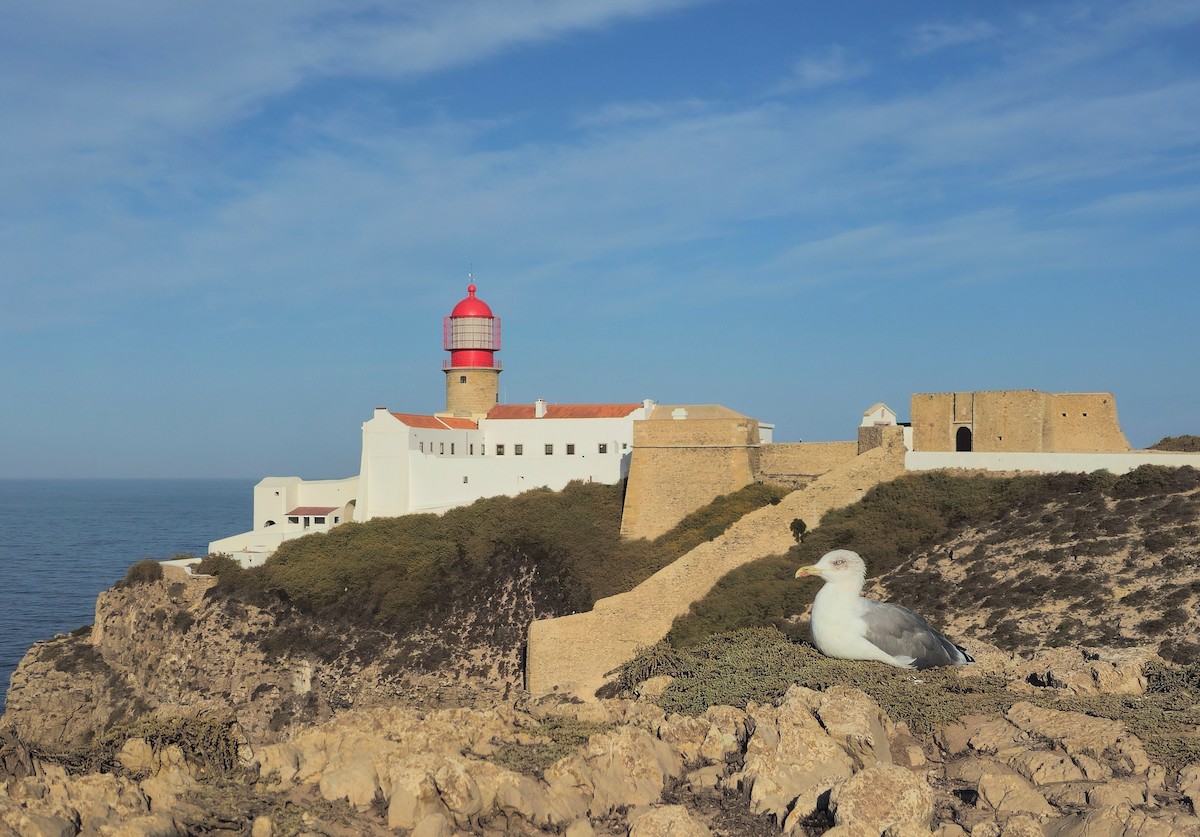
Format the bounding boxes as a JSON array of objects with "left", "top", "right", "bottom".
[
  {"left": 286, "top": 507, "right": 339, "bottom": 516},
  {"left": 487, "top": 403, "right": 643, "bottom": 420},
  {"left": 390, "top": 413, "right": 479, "bottom": 430}
]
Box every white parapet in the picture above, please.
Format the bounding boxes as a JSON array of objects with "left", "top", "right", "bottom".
[{"left": 905, "top": 450, "right": 1200, "bottom": 475}]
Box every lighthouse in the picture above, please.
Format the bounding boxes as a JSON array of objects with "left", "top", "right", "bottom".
[{"left": 442, "top": 282, "right": 501, "bottom": 417}]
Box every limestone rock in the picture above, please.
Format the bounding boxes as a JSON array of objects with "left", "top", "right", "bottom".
[
  {"left": 139, "top": 767, "right": 198, "bottom": 812},
  {"left": 998, "top": 814, "right": 1045, "bottom": 836},
  {"left": 1008, "top": 750, "right": 1084, "bottom": 786},
  {"left": 384, "top": 760, "right": 452, "bottom": 831},
  {"left": 1083, "top": 779, "right": 1147, "bottom": 809},
  {"left": 1177, "top": 762, "right": 1200, "bottom": 811},
  {"left": 628, "top": 804, "right": 712, "bottom": 836},
  {"left": 823, "top": 764, "right": 934, "bottom": 835},
  {"left": 116, "top": 738, "right": 155, "bottom": 775},
  {"left": 0, "top": 794, "right": 76, "bottom": 837},
  {"left": 564, "top": 818, "right": 596, "bottom": 837},
  {"left": 966, "top": 717, "right": 1027, "bottom": 759},
  {"left": 545, "top": 724, "right": 681, "bottom": 818},
  {"left": 976, "top": 772, "right": 1055, "bottom": 817},
  {"left": 735, "top": 686, "right": 854, "bottom": 824},
  {"left": 411, "top": 812, "right": 454, "bottom": 837},
  {"left": 95, "top": 812, "right": 182, "bottom": 836},
  {"left": 657, "top": 714, "right": 712, "bottom": 765},
  {"left": 1005, "top": 702, "right": 1151, "bottom": 777},
  {"left": 698, "top": 705, "right": 748, "bottom": 763},
  {"left": 815, "top": 685, "right": 895, "bottom": 769},
  {"left": 1047, "top": 804, "right": 1200, "bottom": 836}
]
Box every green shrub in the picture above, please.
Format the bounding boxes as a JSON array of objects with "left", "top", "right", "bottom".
[
  {"left": 667, "top": 465, "right": 1200, "bottom": 648},
  {"left": 201, "top": 480, "right": 789, "bottom": 635},
  {"left": 1149, "top": 435, "right": 1200, "bottom": 452},
  {"left": 119, "top": 559, "right": 163, "bottom": 588},
  {"left": 790, "top": 518, "right": 807, "bottom": 543},
  {"left": 1112, "top": 465, "right": 1200, "bottom": 498}
]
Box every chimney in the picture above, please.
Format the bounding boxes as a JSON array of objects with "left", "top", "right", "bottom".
[{"left": 535, "top": 398, "right": 547, "bottom": 418}]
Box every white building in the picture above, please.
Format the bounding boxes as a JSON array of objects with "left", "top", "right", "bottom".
[{"left": 209, "top": 284, "right": 656, "bottom": 564}]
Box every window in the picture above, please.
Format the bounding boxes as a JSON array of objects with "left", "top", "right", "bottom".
[
  {"left": 496, "top": 444, "right": 505, "bottom": 455},
  {"left": 598, "top": 443, "right": 608, "bottom": 454},
  {"left": 314, "top": 516, "right": 326, "bottom": 524},
  {"left": 288, "top": 516, "right": 299, "bottom": 524},
  {"left": 566, "top": 444, "right": 575, "bottom": 455},
  {"left": 622, "top": 443, "right": 628, "bottom": 450},
  {"left": 450, "top": 443, "right": 455, "bottom": 454},
  {"left": 470, "top": 444, "right": 474, "bottom": 455},
  {"left": 420, "top": 442, "right": 424, "bottom": 452},
  {"left": 460, "top": 375, "right": 467, "bottom": 383},
  {"left": 545, "top": 444, "right": 554, "bottom": 455},
  {"left": 440, "top": 442, "right": 445, "bottom": 454},
  {"left": 515, "top": 444, "right": 524, "bottom": 455},
  {"left": 333, "top": 516, "right": 339, "bottom": 524},
  {"left": 463, "top": 476, "right": 469, "bottom": 483}
]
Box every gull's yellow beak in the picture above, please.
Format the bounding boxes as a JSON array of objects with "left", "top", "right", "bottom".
[{"left": 795, "top": 565, "right": 818, "bottom": 578}]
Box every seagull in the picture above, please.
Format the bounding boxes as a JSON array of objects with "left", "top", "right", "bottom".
[{"left": 794, "top": 549, "right": 973, "bottom": 669}]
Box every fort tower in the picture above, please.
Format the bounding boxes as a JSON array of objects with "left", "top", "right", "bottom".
[{"left": 442, "top": 283, "right": 501, "bottom": 417}]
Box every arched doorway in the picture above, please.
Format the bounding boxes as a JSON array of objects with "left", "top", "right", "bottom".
[{"left": 955, "top": 426, "right": 973, "bottom": 452}]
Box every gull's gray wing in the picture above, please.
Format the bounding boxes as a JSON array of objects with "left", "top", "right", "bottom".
[{"left": 861, "top": 599, "right": 972, "bottom": 669}]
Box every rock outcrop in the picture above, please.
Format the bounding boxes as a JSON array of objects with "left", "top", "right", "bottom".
[
  {"left": 4, "top": 566, "right": 544, "bottom": 756},
  {"left": 5, "top": 641, "right": 1200, "bottom": 836}
]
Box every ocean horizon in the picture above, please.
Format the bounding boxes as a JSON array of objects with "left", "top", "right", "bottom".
[{"left": 0, "top": 478, "right": 253, "bottom": 715}]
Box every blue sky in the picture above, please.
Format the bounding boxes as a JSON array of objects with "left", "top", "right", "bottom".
[{"left": 1, "top": 0, "right": 1198, "bottom": 479}]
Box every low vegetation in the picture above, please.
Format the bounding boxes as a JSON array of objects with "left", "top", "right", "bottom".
[
  {"left": 28, "top": 714, "right": 243, "bottom": 777},
  {"left": 1150, "top": 435, "right": 1200, "bottom": 452},
  {"left": 614, "top": 627, "right": 1200, "bottom": 772},
  {"left": 196, "top": 479, "right": 789, "bottom": 635},
  {"left": 669, "top": 466, "right": 1200, "bottom": 648},
  {"left": 117, "top": 558, "right": 164, "bottom": 588}
]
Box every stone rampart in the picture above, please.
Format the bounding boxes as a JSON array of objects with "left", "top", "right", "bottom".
[
  {"left": 619, "top": 409, "right": 760, "bottom": 541},
  {"left": 1045, "top": 393, "right": 1130, "bottom": 452},
  {"left": 527, "top": 430, "right": 908, "bottom": 699},
  {"left": 911, "top": 390, "right": 1130, "bottom": 454},
  {"left": 756, "top": 441, "right": 858, "bottom": 488}
]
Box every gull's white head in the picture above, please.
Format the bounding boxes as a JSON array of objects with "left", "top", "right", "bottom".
[{"left": 795, "top": 549, "right": 867, "bottom": 582}]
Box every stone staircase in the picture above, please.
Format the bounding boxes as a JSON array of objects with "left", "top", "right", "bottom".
[{"left": 525, "top": 432, "right": 908, "bottom": 699}]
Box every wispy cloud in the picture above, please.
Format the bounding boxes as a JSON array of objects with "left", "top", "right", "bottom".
[
  {"left": 776, "top": 46, "right": 870, "bottom": 92},
  {"left": 906, "top": 20, "right": 998, "bottom": 55},
  {"left": 1, "top": 0, "right": 1197, "bottom": 332}
]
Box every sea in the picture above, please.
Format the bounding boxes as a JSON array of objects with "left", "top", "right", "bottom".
[{"left": 0, "top": 479, "right": 253, "bottom": 716}]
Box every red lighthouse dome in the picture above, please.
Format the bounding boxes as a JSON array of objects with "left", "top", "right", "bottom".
[
  {"left": 444, "top": 282, "right": 501, "bottom": 370},
  {"left": 450, "top": 284, "right": 494, "bottom": 318}
]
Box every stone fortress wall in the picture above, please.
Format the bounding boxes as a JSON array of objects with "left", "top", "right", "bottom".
[
  {"left": 529, "top": 389, "right": 1184, "bottom": 699},
  {"left": 911, "top": 390, "right": 1130, "bottom": 454},
  {"left": 619, "top": 406, "right": 763, "bottom": 541},
  {"left": 756, "top": 441, "right": 859, "bottom": 489},
  {"left": 527, "top": 428, "right": 909, "bottom": 699}
]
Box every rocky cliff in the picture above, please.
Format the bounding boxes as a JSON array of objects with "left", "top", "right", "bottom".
[
  {"left": 3, "top": 545, "right": 562, "bottom": 758},
  {"left": 3, "top": 642, "right": 1199, "bottom": 836},
  {"left": 4, "top": 469, "right": 1200, "bottom": 836}
]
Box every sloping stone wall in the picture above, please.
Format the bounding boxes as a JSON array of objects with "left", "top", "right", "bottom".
[{"left": 527, "top": 431, "right": 908, "bottom": 699}]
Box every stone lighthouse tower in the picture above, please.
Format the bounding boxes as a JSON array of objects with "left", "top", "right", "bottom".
[{"left": 442, "top": 282, "right": 501, "bottom": 417}]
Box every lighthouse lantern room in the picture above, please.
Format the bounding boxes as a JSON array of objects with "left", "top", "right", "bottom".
[{"left": 442, "top": 283, "right": 502, "bottom": 417}]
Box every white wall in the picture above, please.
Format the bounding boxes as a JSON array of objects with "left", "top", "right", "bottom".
[
  {"left": 357, "top": 409, "right": 414, "bottom": 521},
  {"left": 906, "top": 450, "right": 1200, "bottom": 475},
  {"left": 208, "top": 475, "right": 357, "bottom": 556}
]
